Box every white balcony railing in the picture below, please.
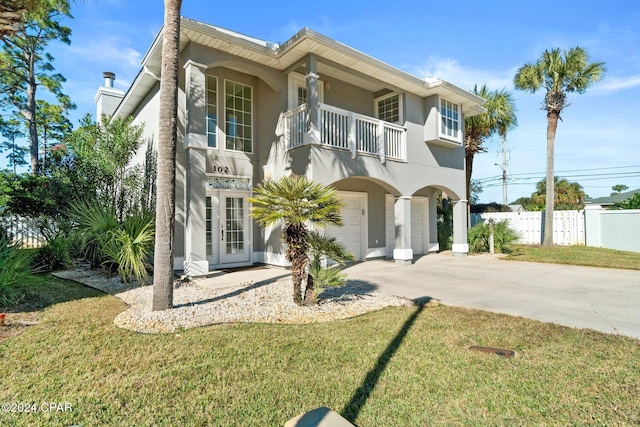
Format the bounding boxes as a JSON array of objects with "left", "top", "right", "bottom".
[{"left": 282, "top": 103, "right": 406, "bottom": 162}]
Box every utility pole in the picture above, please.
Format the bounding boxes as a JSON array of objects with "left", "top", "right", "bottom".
[{"left": 501, "top": 135, "right": 507, "bottom": 207}]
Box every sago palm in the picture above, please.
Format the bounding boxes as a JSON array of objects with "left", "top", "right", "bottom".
[
  {"left": 249, "top": 175, "right": 343, "bottom": 305},
  {"left": 514, "top": 46, "right": 605, "bottom": 245}
]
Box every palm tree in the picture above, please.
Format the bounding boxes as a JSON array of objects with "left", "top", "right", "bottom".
[
  {"left": 531, "top": 177, "right": 586, "bottom": 210},
  {"left": 152, "top": 0, "right": 182, "bottom": 311},
  {"left": 464, "top": 85, "right": 517, "bottom": 203},
  {"left": 249, "top": 175, "right": 343, "bottom": 306},
  {"left": 0, "top": 0, "right": 35, "bottom": 39},
  {"left": 514, "top": 47, "right": 605, "bottom": 246}
]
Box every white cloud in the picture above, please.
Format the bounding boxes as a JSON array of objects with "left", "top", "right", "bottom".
[
  {"left": 593, "top": 75, "right": 640, "bottom": 94},
  {"left": 68, "top": 37, "right": 143, "bottom": 71},
  {"left": 414, "top": 56, "right": 515, "bottom": 91}
]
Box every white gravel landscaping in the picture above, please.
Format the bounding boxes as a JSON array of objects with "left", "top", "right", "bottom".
[{"left": 54, "top": 266, "right": 414, "bottom": 334}]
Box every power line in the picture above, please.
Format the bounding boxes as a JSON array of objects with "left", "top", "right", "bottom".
[{"left": 476, "top": 164, "right": 640, "bottom": 183}]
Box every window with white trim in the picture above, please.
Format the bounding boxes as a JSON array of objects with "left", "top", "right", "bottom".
[
  {"left": 375, "top": 93, "right": 402, "bottom": 124},
  {"left": 225, "top": 80, "right": 253, "bottom": 153},
  {"left": 440, "top": 98, "right": 460, "bottom": 140},
  {"left": 206, "top": 75, "right": 217, "bottom": 148}
]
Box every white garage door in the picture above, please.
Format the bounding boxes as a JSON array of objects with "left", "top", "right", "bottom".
[
  {"left": 326, "top": 192, "right": 365, "bottom": 261},
  {"left": 411, "top": 197, "right": 428, "bottom": 255}
]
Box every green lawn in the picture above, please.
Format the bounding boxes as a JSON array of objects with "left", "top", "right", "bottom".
[
  {"left": 1, "top": 276, "right": 639, "bottom": 426},
  {"left": 505, "top": 245, "right": 640, "bottom": 270}
]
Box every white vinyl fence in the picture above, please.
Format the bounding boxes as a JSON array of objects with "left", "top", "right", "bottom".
[
  {"left": 471, "top": 210, "right": 585, "bottom": 245},
  {"left": 0, "top": 215, "right": 46, "bottom": 248}
]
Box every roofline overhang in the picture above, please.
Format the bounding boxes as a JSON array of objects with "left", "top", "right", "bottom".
[{"left": 114, "top": 17, "right": 486, "bottom": 119}]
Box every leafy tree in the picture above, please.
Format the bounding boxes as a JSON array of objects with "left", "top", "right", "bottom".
[
  {"left": 0, "top": 0, "right": 74, "bottom": 174},
  {"left": 152, "top": 0, "right": 182, "bottom": 311},
  {"left": 611, "top": 184, "right": 628, "bottom": 195},
  {"left": 469, "top": 179, "right": 483, "bottom": 205},
  {"left": 36, "top": 99, "right": 73, "bottom": 173},
  {"left": 464, "top": 85, "right": 517, "bottom": 203},
  {"left": 64, "top": 114, "right": 145, "bottom": 219},
  {"left": 529, "top": 177, "right": 586, "bottom": 210},
  {"left": 514, "top": 47, "right": 605, "bottom": 245},
  {"left": 249, "top": 175, "right": 344, "bottom": 306},
  {"left": 615, "top": 193, "right": 640, "bottom": 210},
  {"left": 0, "top": 117, "right": 28, "bottom": 172}
]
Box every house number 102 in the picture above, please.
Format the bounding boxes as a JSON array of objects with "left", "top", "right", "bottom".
[{"left": 213, "top": 165, "right": 230, "bottom": 174}]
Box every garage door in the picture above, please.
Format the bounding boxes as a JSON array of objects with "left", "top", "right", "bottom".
[
  {"left": 325, "top": 192, "right": 365, "bottom": 261},
  {"left": 411, "top": 197, "right": 428, "bottom": 255}
]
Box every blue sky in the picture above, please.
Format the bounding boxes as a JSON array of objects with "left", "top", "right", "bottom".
[{"left": 33, "top": 0, "right": 640, "bottom": 202}]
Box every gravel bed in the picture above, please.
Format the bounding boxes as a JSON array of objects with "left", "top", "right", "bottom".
[{"left": 54, "top": 267, "right": 414, "bottom": 334}]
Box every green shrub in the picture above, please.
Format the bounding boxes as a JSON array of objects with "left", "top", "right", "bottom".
[
  {"left": 0, "top": 236, "right": 31, "bottom": 308},
  {"left": 69, "top": 200, "right": 119, "bottom": 267},
  {"left": 32, "top": 235, "right": 74, "bottom": 272},
  {"left": 468, "top": 220, "right": 520, "bottom": 254},
  {"left": 102, "top": 211, "right": 155, "bottom": 284}
]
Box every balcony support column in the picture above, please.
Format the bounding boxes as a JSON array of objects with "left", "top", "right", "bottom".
[
  {"left": 305, "top": 55, "right": 321, "bottom": 144},
  {"left": 452, "top": 199, "right": 469, "bottom": 257},
  {"left": 393, "top": 196, "right": 413, "bottom": 265}
]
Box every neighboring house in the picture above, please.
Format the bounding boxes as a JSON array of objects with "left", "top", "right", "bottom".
[
  {"left": 508, "top": 204, "right": 524, "bottom": 213},
  {"left": 585, "top": 189, "right": 640, "bottom": 208},
  {"left": 95, "top": 17, "right": 485, "bottom": 276}
]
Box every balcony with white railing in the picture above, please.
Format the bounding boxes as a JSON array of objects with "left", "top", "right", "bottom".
[{"left": 281, "top": 103, "right": 406, "bottom": 163}]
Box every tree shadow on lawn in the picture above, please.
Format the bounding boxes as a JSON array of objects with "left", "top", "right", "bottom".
[
  {"left": 9, "top": 273, "right": 106, "bottom": 314},
  {"left": 340, "top": 297, "right": 435, "bottom": 424}
]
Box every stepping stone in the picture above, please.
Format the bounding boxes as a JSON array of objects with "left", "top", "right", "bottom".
[{"left": 285, "top": 407, "right": 355, "bottom": 427}]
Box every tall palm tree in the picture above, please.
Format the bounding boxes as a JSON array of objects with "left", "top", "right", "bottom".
[
  {"left": 464, "top": 85, "right": 517, "bottom": 203},
  {"left": 514, "top": 47, "right": 605, "bottom": 246},
  {"left": 152, "top": 0, "right": 182, "bottom": 311},
  {"left": 249, "top": 175, "right": 343, "bottom": 306}
]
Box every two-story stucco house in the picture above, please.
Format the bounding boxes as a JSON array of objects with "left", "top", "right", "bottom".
[{"left": 95, "top": 17, "right": 485, "bottom": 276}]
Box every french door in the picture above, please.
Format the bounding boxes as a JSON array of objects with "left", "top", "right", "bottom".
[{"left": 206, "top": 192, "right": 250, "bottom": 266}]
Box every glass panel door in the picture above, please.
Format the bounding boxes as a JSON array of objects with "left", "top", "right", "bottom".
[{"left": 220, "top": 194, "right": 250, "bottom": 264}]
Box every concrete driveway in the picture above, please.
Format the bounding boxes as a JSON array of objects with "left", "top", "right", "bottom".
[{"left": 342, "top": 254, "right": 640, "bottom": 340}]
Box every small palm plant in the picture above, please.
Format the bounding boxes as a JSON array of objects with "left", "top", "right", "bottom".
[
  {"left": 0, "top": 234, "right": 31, "bottom": 309},
  {"left": 249, "top": 175, "right": 343, "bottom": 305},
  {"left": 102, "top": 211, "right": 155, "bottom": 284},
  {"left": 306, "top": 230, "right": 355, "bottom": 303},
  {"left": 68, "top": 200, "right": 119, "bottom": 267}
]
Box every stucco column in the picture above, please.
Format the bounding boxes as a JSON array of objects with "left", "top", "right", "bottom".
[
  {"left": 452, "top": 199, "right": 469, "bottom": 257},
  {"left": 183, "top": 60, "right": 209, "bottom": 276},
  {"left": 428, "top": 194, "right": 439, "bottom": 252},
  {"left": 305, "top": 54, "right": 321, "bottom": 144},
  {"left": 393, "top": 196, "right": 413, "bottom": 265}
]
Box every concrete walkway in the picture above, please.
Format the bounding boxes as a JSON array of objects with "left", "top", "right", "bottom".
[
  {"left": 196, "top": 255, "right": 640, "bottom": 340},
  {"left": 342, "top": 254, "right": 640, "bottom": 340}
]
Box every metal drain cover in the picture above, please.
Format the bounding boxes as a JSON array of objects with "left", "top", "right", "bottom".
[{"left": 469, "top": 346, "right": 515, "bottom": 358}]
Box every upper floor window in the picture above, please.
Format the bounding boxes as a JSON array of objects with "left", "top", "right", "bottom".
[
  {"left": 206, "top": 75, "right": 217, "bottom": 148},
  {"left": 440, "top": 98, "right": 460, "bottom": 140},
  {"left": 225, "top": 80, "right": 253, "bottom": 153},
  {"left": 375, "top": 93, "right": 402, "bottom": 124}
]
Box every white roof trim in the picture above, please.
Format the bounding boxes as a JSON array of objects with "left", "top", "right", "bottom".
[{"left": 115, "top": 17, "right": 485, "bottom": 119}]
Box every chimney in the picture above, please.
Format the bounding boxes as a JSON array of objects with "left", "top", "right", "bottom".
[
  {"left": 95, "top": 71, "right": 125, "bottom": 119},
  {"left": 103, "top": 71, "right": 116, "bottom": 88}
]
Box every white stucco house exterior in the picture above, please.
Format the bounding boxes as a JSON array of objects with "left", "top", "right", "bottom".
[{"left": 95, "top": 17, "right": 485, "bottom": 276}]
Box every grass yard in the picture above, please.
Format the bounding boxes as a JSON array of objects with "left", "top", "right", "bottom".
[
  {"left": 1, "top": 276, "right": 639, "bottom": 426},
  {"left": 506, "top": 244, "right": 640, "bottom": 271}
]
